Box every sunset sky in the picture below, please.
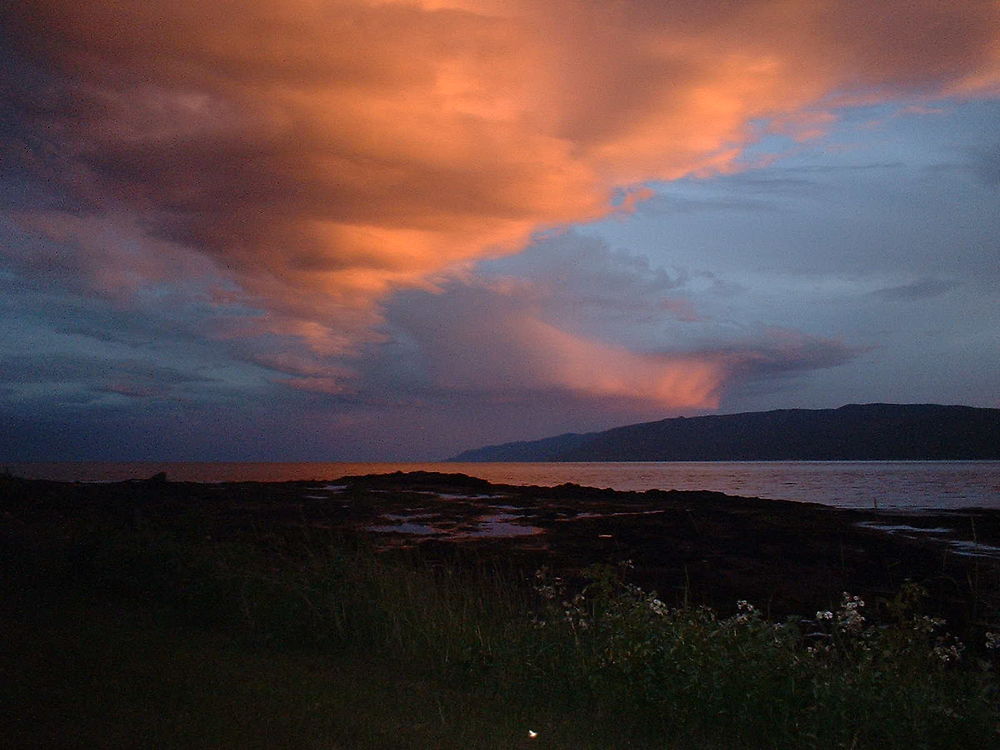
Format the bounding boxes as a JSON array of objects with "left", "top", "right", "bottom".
[{"left": 2, "top": 0, "right": 998, "bottom": 460}]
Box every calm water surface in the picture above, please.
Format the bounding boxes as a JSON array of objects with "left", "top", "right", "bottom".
[{"left": 9, "top": 461, "right": 1000, "bottom": 511}]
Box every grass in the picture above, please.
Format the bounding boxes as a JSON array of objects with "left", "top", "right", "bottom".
[
  {"left": 2, "top": 596, "right": 554, "bottom": 749},
  {"left": 3, "top": 480, "right": 999, "bottom": 748}
]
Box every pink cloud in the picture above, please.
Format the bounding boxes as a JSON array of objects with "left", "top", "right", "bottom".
[{"left": 515, "top": 319, "right": 728, "bottom": 408}]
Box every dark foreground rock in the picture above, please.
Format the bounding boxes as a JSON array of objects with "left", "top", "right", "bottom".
[{"left": 3, "top": 471, "right": 998, "bottom": 629}]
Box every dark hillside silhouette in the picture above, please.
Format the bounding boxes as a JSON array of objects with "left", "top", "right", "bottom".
[{"left": 451, "top": 404, "right": 1000, "bottom": 461}]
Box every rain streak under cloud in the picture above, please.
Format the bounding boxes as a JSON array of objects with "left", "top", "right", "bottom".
[{"left": 1, "top": 0, "right": 998, "bottom": 459}]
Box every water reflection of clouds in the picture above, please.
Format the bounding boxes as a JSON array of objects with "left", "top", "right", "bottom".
[
  {"left": 855, "top": 521, "right": 1000, "bottom": 559},
  {"left": 452, "top": 513, "right": 543, "bottom": 539},
  {"left": 367, "top": 504, "right": 543, "bottom": 540}
]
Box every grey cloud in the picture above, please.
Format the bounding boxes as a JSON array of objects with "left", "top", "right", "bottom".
[
  {"left": 489, "top": 230, "right": 684, "bottom": 291},
  {"left": 967, "top": 145, "right": 1000, "bottom": 187},
  {"left": 481, "top": 230, "right": 700, "bottom": 333},
  {"left": 773, "top": 163, "right": 907, "bottom": 175},
  {"left": 645, "top": 163, "right": 908, "bottom": 207},
  {"left": 725, "top": 334, "right": 860, "bottom": 377},
  {"left": 706, "top": 331, "right": 863, "bottom": 406},
  {"left": 639, "top": 193, "right": 782, "bottom": 215},
  {"left": 95, "top": 382, "right": 171, "bottom": 399},
  {"left": 54, "top": 324, "right": 154, "bottom": 348},
  {"left": 0, "top": 353, "right": 212, "bottom": 388},
  {"left": 871, "top": 278, "right": 959, "bottom": 301}
]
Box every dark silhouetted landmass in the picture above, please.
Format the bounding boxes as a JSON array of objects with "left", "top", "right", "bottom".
[{"left": 451, "top": 403, "right": 1000, "bottom": 461}]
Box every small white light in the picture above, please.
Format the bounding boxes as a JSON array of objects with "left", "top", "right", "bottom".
[{"left": 528, "top": 729, "right": 538, "bottom": 738}]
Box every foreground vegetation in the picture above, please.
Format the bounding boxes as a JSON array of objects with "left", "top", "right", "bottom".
[{"left": 3, "top": 485, "right": 1000, "bottom": 748}]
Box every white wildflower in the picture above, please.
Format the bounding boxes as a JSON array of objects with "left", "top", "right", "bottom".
[
  {"left": 836, "top": 593, "right": 866, "bottom": 634},
  {"left": 914, "top": 615, "right": 946, "bottom": 634},
  {"left": 933, "top": 644, "right": 963, "bottom": 663},
  {"left": 733, "top": 599, "right": 758, "bottom": 624},
  {"left": 648, "top": 597, "right": 669, "bottom": 617}
]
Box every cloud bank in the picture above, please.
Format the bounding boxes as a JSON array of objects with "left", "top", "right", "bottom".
[{"left": 2, "top": 0, "right": 998, "bottom": 411}]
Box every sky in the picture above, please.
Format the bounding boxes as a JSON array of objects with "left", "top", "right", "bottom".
[{"left": 1, "top": 0, "right": 998, "bottom": 461}]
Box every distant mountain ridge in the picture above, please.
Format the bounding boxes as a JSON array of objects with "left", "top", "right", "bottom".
[{"left": 450, "top": 404, "right": 1000, "bottom": 462}]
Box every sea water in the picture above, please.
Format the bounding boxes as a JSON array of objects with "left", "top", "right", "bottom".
[{"left": 8, "top": 461, "right": 1000, "bottom": 511}]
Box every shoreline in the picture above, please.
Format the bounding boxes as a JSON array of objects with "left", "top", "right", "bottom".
[
  {"left": 4, "top": 470, "right": 999, "bottom": 628},
  {"left": 5, "top": 460, "right": 1000, "bottom": 511}
]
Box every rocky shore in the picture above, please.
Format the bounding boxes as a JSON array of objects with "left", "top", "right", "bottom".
[{"left": 4, "top": 470, "right": 999, "bottom": 627}]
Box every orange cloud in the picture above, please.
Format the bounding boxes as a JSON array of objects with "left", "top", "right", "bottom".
[
  {"left": 3, "top": 0, "right": 997, "bottom": 394},
  {"left": 517, "top": 319, "right": 728, "bottom": 408}
]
